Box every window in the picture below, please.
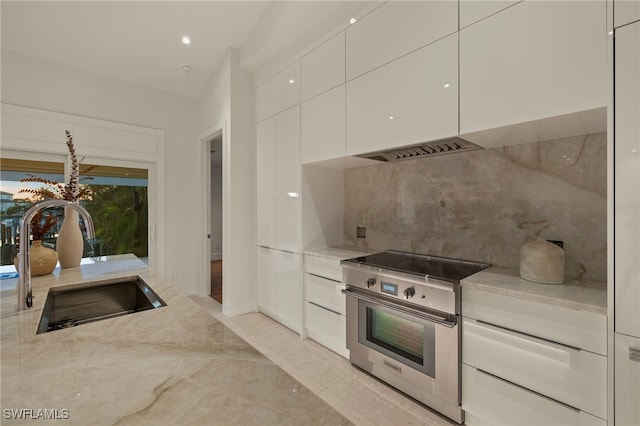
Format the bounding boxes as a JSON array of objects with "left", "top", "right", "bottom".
[{"left": 0, "top": 156, "right": 149, "bottom": 267}]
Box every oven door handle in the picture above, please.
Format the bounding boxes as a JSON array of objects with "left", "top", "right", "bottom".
[{"left": 342, "top": 287, "right": 457, "bottom": 328}]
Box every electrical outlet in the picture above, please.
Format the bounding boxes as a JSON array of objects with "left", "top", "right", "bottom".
[
  {"left": 547, "top": 240, "right": 564, "bottom": 249},
  {"left": 357, "top": 226, "right": 366, "bottom": 239},
  {"left": 170, "top": 272, "right": 177, "bottom": 281}
]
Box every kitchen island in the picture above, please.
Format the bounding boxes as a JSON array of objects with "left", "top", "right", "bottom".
[{"left": 0, "top": 255, "right": 350, "bottom": 425}]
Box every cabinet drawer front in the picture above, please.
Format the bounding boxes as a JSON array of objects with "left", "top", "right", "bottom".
[
  {"left": 303, "top": 255, "right": 342, "bottom": 282},
  {"left": 462, "top": 287, "right": 607, "bottom": 355},
  {"left": 462, "top": 364, "right": 607, "bottom": 426},
  {"left": 304, "top": 273, "right": 345, "bottom": 315},
  {"left": 305, "top": 301, "right": 348, "bottom": 358},
  {"left": 463, "top": 318, "right": 607, "bottom": 419},
  {"left": 615, "top": 333, "right": 640, "bottom": 426}
]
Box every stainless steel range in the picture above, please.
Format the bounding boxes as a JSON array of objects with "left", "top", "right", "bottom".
[{"left": 341, "top": 250, "right": 489, "bottom": 424}]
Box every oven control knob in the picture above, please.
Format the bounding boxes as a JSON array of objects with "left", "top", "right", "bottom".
[
  {"left": 403, "top": 287, "right": 416, "bottom": 299},
  {"left": 366, "top": 278, "right": 377, "bottom": 289}
]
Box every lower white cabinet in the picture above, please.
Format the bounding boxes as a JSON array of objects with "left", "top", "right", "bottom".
[
  {"left": 303, "top": 254, "right": 349, "bottom": 358},
  {"left": 463, "top": 318, "right": 607, "bottom": 419},
  {"left": 256, "top": 246, "right": 302, "bottom": 334},
  {"left": 615, "top": 333, "right": 640, "bottom": 426},
  {"left": 462, "top": 365, "right": 606, "bottom": 426},
  {"left": 462, "top": 287, "right": 607, "bottom": 424}
]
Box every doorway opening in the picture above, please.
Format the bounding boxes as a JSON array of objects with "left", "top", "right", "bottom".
[{"left": 209, "top": 135, "right": 223, "bottom": 303}]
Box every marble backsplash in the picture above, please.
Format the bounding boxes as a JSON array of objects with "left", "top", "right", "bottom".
[{"left": 344, "top": 133, "right": 607, "bottom": 281}]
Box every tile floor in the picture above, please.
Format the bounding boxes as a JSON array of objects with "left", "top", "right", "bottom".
[{"left": 190, "top": 295, "right": 457, "bottom": 426}]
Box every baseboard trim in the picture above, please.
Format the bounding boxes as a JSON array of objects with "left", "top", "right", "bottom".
[{"left": 223, "top": 301, "right": 256, "bottom": 317}]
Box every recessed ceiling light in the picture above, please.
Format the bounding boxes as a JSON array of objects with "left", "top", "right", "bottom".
[
  {"left": 289, "top": 79, "right": 295, "bottom": 84},
  {"left": 181, "top": 64, "right": 193, "bottom": 74},
  {"left": 350, "top": 17, "right": 357, "bottom": 24},
  {"left": 389, "top": 116, "right": 395, "bottom": 120},
  {"left": 182, "top": 36, "right": 191, "bottom": 45},
  {"left": 443, "top": 83, "right": 451, "bottom": 88}
]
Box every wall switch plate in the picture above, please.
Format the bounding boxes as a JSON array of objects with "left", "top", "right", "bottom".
[{"left": 357, "top": 226, "right": 366, "bottom": 239}]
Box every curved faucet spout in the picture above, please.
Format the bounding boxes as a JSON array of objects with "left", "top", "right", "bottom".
[{"left": 17, "top": 200, "right": 95, "bottom": 310}]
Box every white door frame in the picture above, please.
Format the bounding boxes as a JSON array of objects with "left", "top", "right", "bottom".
[{"left": 200, "top": 122, "right": 226, "bottom": 299}]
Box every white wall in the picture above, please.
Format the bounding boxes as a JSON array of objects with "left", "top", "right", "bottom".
[
  {"left": 1, "top": 49, "right": 201, "bottom": 294},
  {"left": 197, "top": 48, "right": 256, "bottom": 316}
]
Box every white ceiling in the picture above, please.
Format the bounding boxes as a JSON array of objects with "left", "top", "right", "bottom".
[{"left": 1, "top": 1, "right": 376, "bottom": 99}]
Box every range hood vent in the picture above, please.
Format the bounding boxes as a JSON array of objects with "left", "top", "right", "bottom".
[{"left": 355, "top": 137, "right": 482, "bottom": 162}]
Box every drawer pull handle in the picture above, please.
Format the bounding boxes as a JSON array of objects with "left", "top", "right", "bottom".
[
  {"left": 475, "top": 319, "right": 581, "bottom": 351},
  {"left": 383, "top": 359, "right": 402, "bottom": 373},
  {"left": 308, "top": 301, "right": 342, "bottom": 316},
  {"left": 476, "top": 369, "right": 581, "bottom": 413},
  {"left": 630, "top": 347, "right": 640, "bottom": 362}
]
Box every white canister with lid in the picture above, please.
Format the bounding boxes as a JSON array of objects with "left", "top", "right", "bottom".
[{"left": 519, "top": 238, "right": 565, "bottom": 284}]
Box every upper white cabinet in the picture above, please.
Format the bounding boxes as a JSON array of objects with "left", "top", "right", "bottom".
[
  {"left": 346, "top": 1, "right": 457, "bottom": 80},
  {"left": 459, "top": 0, "right": 607, "bottom": 135},
  {"left": 256, "top": 117, "right": 276, "bottom": 248},
  {"left": 459, "top": 0, "right": 520, "bottom": 29},
  {"left": 256, "top": 106, "right": 301, "bottom": 253},
  {"left": 301, "top": 84, "right": 346, "bottom": 163},
  {"left": 346, "top": 33, "right": 458, "bottom": 156},
  {"left": 256, "top": 61, "right": 301, "bottom": 122},
  {"left": 274, "top": 106, "right": 301, "bottom": 253},
  {"left": 615, "top": 0, "right": 640, "bottom": 28},
  {"left": 615, "top": 22, "right": 640, "bottom": 339},
  {"left": 301, "top": 32, "right": 345, "bottom": 101}
]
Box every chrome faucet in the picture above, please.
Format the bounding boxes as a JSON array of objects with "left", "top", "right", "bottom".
[{"left": 16, "top": 199, "right": 95, "bottom": 310}]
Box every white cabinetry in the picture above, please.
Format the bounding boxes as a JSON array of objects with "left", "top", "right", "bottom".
[
  {"left": 615, "top": 20, "right": 640, "bottom": 426},
  {"left": 256, "top": 246, "right": 277, "bottom": 316},
  {"left": 257, "top": 246, "right": 302, "bottom": 334},
  {"left": 301, "top": 85, "right": 345, "bottom": 163},
  {"left": 346, "top": 33, "right": 458, "bottom": 156},
  {"left": 274, "top": 106, "right": 301, "bottom": 253},
  {"left": 615, "top": 21, "right": 640, "bottom": 339},
  {"left": 346, "top": 1, "right": 457, "bottom": 80},
  {"left": 459, "top": 0, "right": 519, "bottom": 29},
  {"left": 615, "top": 333, "right": 640, "bottom": 426},
  {"left": 256, "top": 106, "right": 301, "bottom": 253},
  {"left": 303, "top": 254, "right": 349, "bottom": 358},
  {"left": 301, "top": 32, "right": 345, "bottom": 101},
  {"left": 459, "top": 0, "right": 606, "bottom": 136},
  {"left": 615, "top": 0, "right": 640, "bottom": 28},
  {"left": 256, "top": 118, "right": 276, "bottom": 248},
  {"left": 462, "top": 286, "right": 607, "bottom": 425},
  {"left": 256, "top": 61, "right": 301, "bottom": 122}
]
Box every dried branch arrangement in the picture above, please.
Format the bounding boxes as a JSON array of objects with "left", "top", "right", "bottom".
[
  {"left": 18, "top": 130, "right": 94, "bottom": 202},
  {"left": 30, "top": 211, "right": 58, "bottom": 240}
]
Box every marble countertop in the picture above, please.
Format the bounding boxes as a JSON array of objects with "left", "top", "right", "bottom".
[
  {"left": 303, "top": 245, "right": 379, "bottom": 261},
  {"left": 0, "top": 255, "right": 349, "bottom": 425},
  {"left": 462, "top": 266, "right": 607, "bottom": 315}
]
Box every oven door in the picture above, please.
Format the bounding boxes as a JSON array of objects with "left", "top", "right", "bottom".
[{"left": 343, "top": 286, "right": 462, "bottom": 423}]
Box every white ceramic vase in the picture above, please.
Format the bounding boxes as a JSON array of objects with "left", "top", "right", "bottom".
[
  {"left": 56, "top": 205, "right": 84, "bottom": 268},
  {"left": 519, "top": 238, "right": 565, "bottom": 284}
]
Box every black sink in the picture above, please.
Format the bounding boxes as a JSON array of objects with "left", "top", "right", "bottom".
[{"left": 37, "top": 276, "right": 166, "bottom": 334}]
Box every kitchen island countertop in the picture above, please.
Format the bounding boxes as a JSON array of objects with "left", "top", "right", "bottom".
[{"left": 0, "top": 254, "right": 350, "bottom": 425}]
